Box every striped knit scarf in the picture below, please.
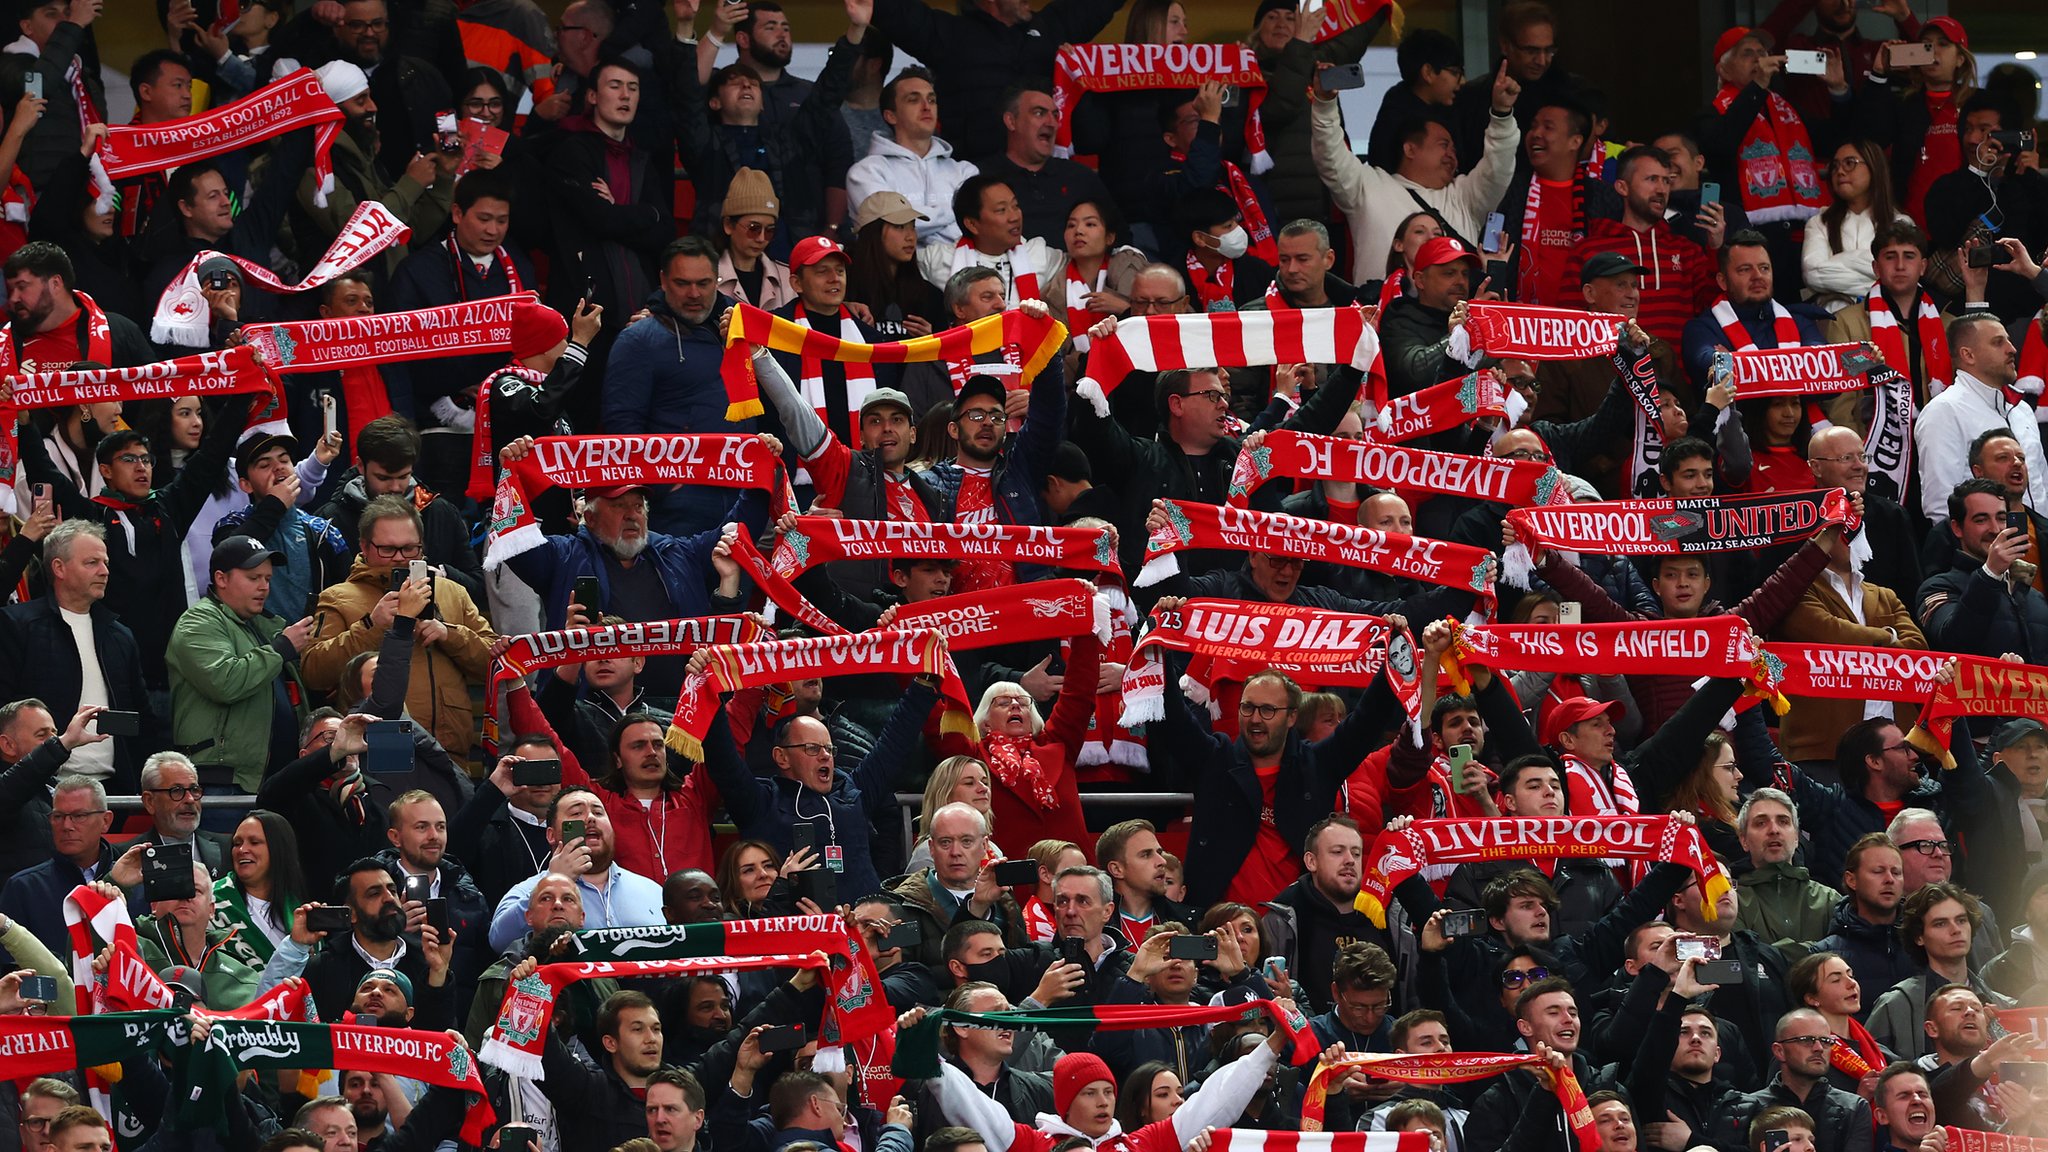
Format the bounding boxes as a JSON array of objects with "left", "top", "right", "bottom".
[
  {"left": 1866, "top": 288, "right": 1951, "bottom": 399},
  {"left": 1075, "top": 308, "right": 1380, "bottom": 416},
  {"left": 951, "top": 237, "right": 1042, "bottom": 307}
]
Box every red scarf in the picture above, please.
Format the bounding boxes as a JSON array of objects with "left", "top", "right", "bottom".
[
  {"left": 1073, "top": 578, "right": 1145, "bottom": 775},
  {"left": 769, "top": 516, "right": 1118, "bottom": 580},
  {"left": 1465, "top": 302, "right": 1624, "bottom": 360},
  {"left": 1354, "top": 816, "right": 1728, "bottom": 928},
  {"left": 98, "top": 69, "right": 345, "bottom": 207},
  {"left": 1440, "top": 616, "right": 1778, "bottom": 706},
  {"left": 1186, "top": 248, "right": 1237, "bottom": 311},
  {"left": 1711, "top": 83, "right": 1824, "bottom": 223},
  {"left": 1866, "top": 288, "right": 1951, "bottom": 399},
  {"left": 492, "top": 616, "right": 771, "bottom": 684},
  {"left": 1367, "top": 368, "right": 1508, "bottom": 442},
  {"left": 889, "top": 577, "right": 1108, "bottom": 650},
  {"left": 1053, "top": 43, "right": 1272, "bottom": 172},
  {"left": 1134, "top": 499, "right": 1498, "bottom": 613},
  {"left": 482, "top": 433, "right": 791, "bottom": 568},
  {"left": 984, "top": 734, "right": 1058, "bottom": 809},
  {"left": 1302, "top": 1054, "right": 1595, "bottom": 1152},
  {"left": 1229, "top": 429, "right": 1571, "bottom": 508},
  {"left": 2019, "top": 312, "right": 2048, "bottom": 400},
  {"left": 1501, "top": 488, "right": 1853, "bottom": 584},
  {"left": 1908, "top": 656, "right": 2048, "bottom": 768},
  {"left": 1762, "top": 642, "right": 1948, "bottom": 704},
  {"left": 446, "top": 235, "right": 524, "bottom": 299},
  {"left": 1829, "top": 1015, "right": 1886, "bottom": 1078},
  {"left": 1065, "top": 261, "right": 1106, "bottom": 350},
  {"left": 467, "top": 362, "right": 542, "bottom": 500},
  {"left": 1306, "top": 0, "right": 1393, "bottom": 41},
  {"left": 1171, "top": 147, "right": 1277, "bottom": 265},
  {"left": 243, "top": 294, "right": 530, "bottom": 375}
]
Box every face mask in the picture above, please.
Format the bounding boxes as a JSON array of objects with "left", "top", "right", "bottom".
[
  {"left": 962, "top": 957, "right": 1009, "bottom": 989},
  {"left": 1212, "top": 225, "right": 1250, "bottom": 260}
]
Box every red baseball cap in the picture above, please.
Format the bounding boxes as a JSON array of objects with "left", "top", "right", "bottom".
[
  {"left": 1922, "top": 16, "right": 1967, "bottom": 50},
  {"left": 789, "top": 235, "right": 850, "bottom": 273},
  {"left": 1412, "top": 236, "right": 1482, "bottom": 273},
  {"left": 1538, "top": 695, "right": 1625, "bottom": 748},
  {"left": 1711, "top": 26, "right": 1755, "bottom": 63}
]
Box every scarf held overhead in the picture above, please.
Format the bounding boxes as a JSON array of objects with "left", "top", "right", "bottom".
[
  {"left": 890, "top": 1000, "right": 1322, "bottom": 1077},
  {"left": 1353, "top": 816, "right": 1729, "bottom": 928},
  {"left": 1440, "top": 615, "right": 1778, "bottom": 706},
  {"left": 668, "top": 629, "right": 972, "bottom": 759},
  {"left": 1368, "top": 369, "right": 1508, "bottom": 442},
  {"left": 1076, "top": 308, "right": 1380, "bottom": 416},
  {"left": 242, "top": 294, "right": 530, "bottom": 374},
  {"left": 1719, "top": 341, "right": 1884, "bottom": 395},
  {"left": 1053, "top": 43, "right": 1273, "bottom": 172},
  {"left": 98, "top": 69, "right": 345, "bottom": 205},
  {"left": 1907, "top": 656, "right": 2048, "bottom": 768},
  {"left": 720, "top": 303, "right": 1065, "bottom": 422},
  {"left": 1713, "top": 83, "right": 1824, "bottom": 223},
  {"left": 492, "top": 616, "right": 770, "bottom": 684},
  {"left": 890, "top": 578, "right": 1111, "bottom": 649},
  {"left": 1228, "top": 430, "right": 1571, "bottom": 508},
  {"left": 1463, "top": 303, "right": 1625, "bottom": 360},
  {"left": 1135, "top": 500, "right": 1498, "bottom": 609},
  {"left": 1300, "top": 1054, "right": 1596, "bottom": 1152},
  {"left": 152, "top": 200, "right": 413, "bottom": 347},
  {"left": 771, "top": 516, "right": 1120, "bottom": 580},
  {"left": 483, "top": 433, "right": 792, "bottom": 568},
  {"left": 1501, "top": 488, "right": 1853, "bottom": 584}
]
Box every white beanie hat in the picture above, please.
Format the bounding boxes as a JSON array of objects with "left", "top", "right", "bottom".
[{"left": 316, "top": 60, "right": 369, "bottom": 105}]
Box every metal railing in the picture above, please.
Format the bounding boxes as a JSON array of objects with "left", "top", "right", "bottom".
[{"left": 105, "top": 792, "right": 1199, "bottom": 859}]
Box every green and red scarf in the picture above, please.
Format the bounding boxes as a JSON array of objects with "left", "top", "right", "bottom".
[
  {"left": 181, "top": 1019, "right": 494, "bottom": 1142},
  {"left": 1302, "top": 1053, "right": 1596, "bottom": 1152},
  {"left": 1353, "top": 816, "right": 1729, "bottom": 929}
]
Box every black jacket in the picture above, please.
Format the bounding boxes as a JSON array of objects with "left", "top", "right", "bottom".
[
  {"left": 0, "top": 597, "right": 151, "bottom": 790},
  {"left": 1918, "top": 551, "right": 2048, "bottom": 663},
  {"left": 1708, "top": 1075, "right": 1873, "bottom": 1152},
  {"left": 386, "top": 238, "right": 540, "bottom": 412},
  {"left": 534, "top": 129, "right": 672, "bottom": 326},
  {"left": 1261, "top": 874, "right": 1379, "bottom": 1014},
  {"left": 1812, "top": 897, "right": 1921, "bottom": 1018},
  {"left": 301, "top": 933, "right": 455, "bottom": 1033},
  {"left": 674, "top": 37, "right": 860, "bottom": 241},
  {"left": 446, "top": 781, "right": 553, "bottom": 909},
  {"left": 0, "top": 737, "right": 70, "bottom": 884},
  {"left": 1380, "top": 294, "right": 1465, "bottom": 400},
  {"left": 371, "top": 849, "right": 492, "bottom": 1018}
]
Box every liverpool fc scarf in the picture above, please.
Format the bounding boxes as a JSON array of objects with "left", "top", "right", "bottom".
[
  {"left": 1052, "top": 43, "right": 1273, "bottom": 172},
  {"left": 1228, "top": 430, "right": 1571, "bottom": 508},
  {"left": 794, "top": 303, "right": 881, "bottom": 445},
  {"left": 0, "top": 347, "right": 276, "bottom": 511},
  {"left": 243, "top": 294, "right": 530, "bottom": 374},
  {"left": 482, "top": 433, "right": 791, "bottom": 568},
  {"left": 1762, "top": 642, "right": 1948, "bottom": 705},
  {"left": 1941, "top": 1128, "right": 2048, "bottom": 1152},
  {"left": 1463, "top": 303, "right": 1624, "bottom": 360},
  {"left": 1214, "top": 1134, "right": 1424, "bottom": 1152},
  {"left": 1134, "top": 500, "right": 1499, "bottom": 610},
  {"left": 1721, "top": 341, "right": 1883, "bottom": 396},
  {"left": 723, "top": 528, "right": 851, "bottom": 637},
  {"left": 483, "top": 953, "right": 827, "bottom": 1077},
  {"left": 1908, "top": 656, "right": 2048, "bottom": 767},
  {"left": 1301, "top": 1053, "right": 1595, "bottom": 1152},
  {"left": 492, "top": 616, "right": 771, "bottom": 685},
  {"left": 1077, "top": 308, "right": 1379, "bottom": 416},
  {"left": 465, "top": 363, "right": 542, "bottom": 501},
  {"left": 152, "top": 200, "right": 412, "bottom": 347},
  {"left": 1306, "top": 0, "right": 1394, "bottom": 40},
  {"left": 0, "top": 1012, "right": 185, "bottom": 1081},
  {"left": 667, "top": 629, "right": 971, "bottom": 759},
  {"left": 890, "top": 578, "right": 1111, "bottom": 649},
  {"left": 890, "top": 1000, "right": 1322, "bottom": 1075},
  {"left": 1712, "top": 83, "right": 1824, "bottom": 224},
  {"left": 182, "top": 1019, "right": 494, "bottom": 1142},
  {"left": 1117, "top": 598, "right": 1406, "bottom": 728},
  {"left": 98, "top": 69, "right": 346, "bottom": 207},
  {"left": 721, "top": 303, "right": 1065, "bottom": 422},
  {"left": 1501, "top": 488, "right": 1853, "bottom": 585},
  {"left": 1867, "top": 289, "right": 1951, "bottom": 398},
  {"left": 1368, "top": 369, "right": 1508, "bottom": 442},
  {"left": 1352, "top": 816, "right": 1729, "bottom": 928},
  {"left": 1828, "top": 1015, "right": 1887, "bottom": 1079},
  {"left": 1440, "top": 616, "right": 1770, "bottom": 696}
]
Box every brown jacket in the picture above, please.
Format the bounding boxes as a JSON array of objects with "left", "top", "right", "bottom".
[
  {"left": 300, "top": 557, "right": 497, "bottom": 763},
  {"left": 1772, "top": 567, "right": 1925, "bottom": 763},
  {"left": 1822, "top": 296, "right": 1963, "bottom": 417}
]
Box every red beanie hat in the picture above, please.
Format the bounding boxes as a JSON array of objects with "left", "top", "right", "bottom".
[
  {"left": 1711, "top": 26, "right": 1754, "bottom": 64},
  {"left": 509, "top": 301, "right": 569, "bottom": 360},
  {"left": 1053, "top": 1052, "right": 1115, "bottom": 1118}
]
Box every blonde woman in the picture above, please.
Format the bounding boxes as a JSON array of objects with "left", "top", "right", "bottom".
[{"left": 907, "top": 755, "right": 1003, "bottom": 871}]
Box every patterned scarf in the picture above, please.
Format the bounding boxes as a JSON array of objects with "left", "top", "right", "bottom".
[
  {"left": 1711, "top": 83, "right": 1824, "bottom": 223},
  {"left": 950, "top": 237, "right": 1041, "bottom": 307},
  {"left": 984, "top": 732, "right": 1059, "bottom": 810}
]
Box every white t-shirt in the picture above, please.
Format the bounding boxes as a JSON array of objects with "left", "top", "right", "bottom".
[
  {"left": 60, "top": 606, "right": 113, "bottom": 778},
  {"left": 244, "top": 894, "right": 289, "bottom": 951}
]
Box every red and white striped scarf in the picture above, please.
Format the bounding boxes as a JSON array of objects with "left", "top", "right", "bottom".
[
  {"left": 950, "top": 238, "right": 1040, "bottom": 307},
  {"left": 1560, "top": 751, "right": 1640, "bottom": 871},
  {"left": 1170, "top": 148, "right": 1277, "bottom": 265},
  {"left": 1712, "top": 296, "right": 1828, "bottom": 427},
  {"left": 1076, "top": 308, "right": 1379, "bottom": 416},
  {"left": 1866, "top": 287, "right": 1951, "bottom": 400},
  {"left": 1072, "top": 579, "right": 1146, "bottom": 775},
  {"left": 1065, "top": 261, "right": 1105, "bottom": 352}
]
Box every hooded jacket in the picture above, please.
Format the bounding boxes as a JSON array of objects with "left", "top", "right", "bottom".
[
  {"left": 300, "top": 557, "right": 497, "bottom": 761},
  {"left": 317, "top": 475, "right": 485, "bottom": 601},
  {"left": 1734, "top": 860, "right": 1840, "bottom": 945},
  {"left": 1812, "top": 897, "right": 1921, "bottom": 1017},
  {"left": 136, "top": 914, "right": 260, "bottom": 1011},
  {"left": 846, "top": 132, "right": 976, "bottom": 242},
  {"left": 1563, "top": 217, "right": 1720, "bottom": 346}
]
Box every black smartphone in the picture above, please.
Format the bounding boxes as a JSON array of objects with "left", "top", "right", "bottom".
[
  {"left": 1058, "top": 935, "right": 1089, "bottom": 966},
  {"left": 1168, "top": 934, "right": 1218, "bottom": 961},
  {"left": 402, "top": 874, "right": 431, "bottom": 904},
  {"left": 1694, "top": 958, "right": 1744, "bottom": 985},
  {"left": 2008, "top": 510, "right": 2029, "bottom": 534},
  {"left": 499, "top": 1126, "right": 539, "bottom": 1152},
  {"left": 881, "top": 920, "right": 921, "bottom": 951},
  {"left": 353, "top": 1012, "right": 380, "bottom": 1027},
  {"left": 2002, "top": 1062, "right": 2048, "bottom": 1088},
  {"left": 424, "top": 897, "right": 450, "bottom": 934},
  {"left": 993, "top": 859, "right": 1040, "bottom": 887},
  {"left": 18, "top": 975, "right": 57, "bottom": 1003},
  {"left": 305, "top": 590, "right": 320, "bottom": 620},
  {"left": 1316, "top": 62, "right": 1367, "bottom": 92},
  {"left": 513, "top": 759, "right": 563, "bottom": 787},
  {"left": 796, "top": 867, "right": 837, "bottom": 909},
  {"left": 142, "top": 842, "right": 196, "bottom": 901},
  {"left": 306, "top": 906, "right": 353, "bottom": 934},
  {"left": 389, "top": 568, "right": 409, "bottom": 593},
  {"left": 1441, "top": 909, "right": 1486, "bottom": 939},
  {"left": 793, "top": 822, "right": 817, "bottom": 855},
  {"left": 560, "top": 819, "right": 586, "bottom": 844},
  {"left": 94, "top": 710, "right": 141, "bottom": 738},
  {"left": 1969, "top": 241, "right": 2015, "bottom": 268},
  {"left": 364, "top": 719, "right": 413, "bottom": 774},
  {"left": 757, "top": 1024, "right": 807, "bottom": 1053},
  {"left": 1764, "top": 1131, "right": 1791, "bottom": 1152},
  {"left": 571, "top": 577, "right": 602, "bottom": 616},
  {"left": 1991, "top": 130, "right": 2037, "bottom": 154}
]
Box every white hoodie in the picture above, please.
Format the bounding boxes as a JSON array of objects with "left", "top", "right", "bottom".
[{"left": 846, "top": 131, "right": 978, "bottom": 243}]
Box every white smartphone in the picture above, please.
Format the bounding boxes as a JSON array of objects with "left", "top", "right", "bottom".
[
  {"left": 409, "top": 559, "right": 429, "bottom": 584},
  {"left": 1559, "top": 602, "right": 1582, "bottom": 625},
  {"left": 320, "top": 393, "right": 338, "bottom": 438},
  {"left": 1784, "top": 48, "right": 1829, "bottom": 76}
]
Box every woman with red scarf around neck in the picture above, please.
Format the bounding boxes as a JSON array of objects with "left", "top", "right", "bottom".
[
  {"left": 1737, "top": 395, "right": 1813, "bottom": 493},
  {"left": 1788, "top": 950, "right": 1892, "bottom": 1100},
  {"left": 961, "top": 632, "right": 1104, "bottom": 855}
]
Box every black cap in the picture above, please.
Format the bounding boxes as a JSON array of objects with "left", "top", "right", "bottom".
[
  {"left": 234, "top": 430, "right": 299, "bottom": 478},
  {"left": 1580, "top": 251, "right": 1650, "bottom": 284},
  {"left": 1992, "top": 718, "right": 2048, "bottom": 753},
  {"left": 956, "top": 374, "right": 1008, "bottom": 410},
  {"left": 1047, "top": 441, "right": 1091, "bottom": 483},
  {"left": 210, "top": 534, "right": 285, "bottom": 574},
  {"left": 1252, "top": 0, "right": 1291, "bottom": 25}
]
